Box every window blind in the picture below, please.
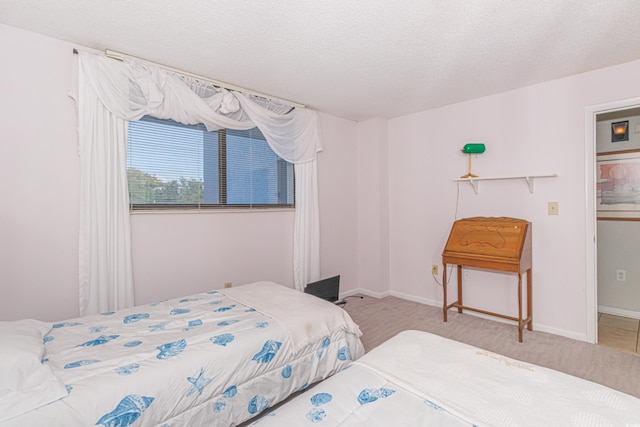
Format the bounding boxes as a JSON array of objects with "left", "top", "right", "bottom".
[{"left": 127, "top": 116, "right": 294, "bottom": 209}]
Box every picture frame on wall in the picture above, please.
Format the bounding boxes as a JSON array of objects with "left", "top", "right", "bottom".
[{"left": 597, "top": 150, "right": 640, "bottom": 220}]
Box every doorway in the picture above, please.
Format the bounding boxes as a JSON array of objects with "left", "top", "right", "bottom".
[{"left": 585, "top": 97, "right": 640, "bottom": 351}]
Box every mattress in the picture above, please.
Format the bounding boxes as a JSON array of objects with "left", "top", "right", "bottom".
[
  {"left": 253, "top": 330, "right": 640, "bottom": 426},
  {"left": 0, "top": 281, "right": 364, "bottom": 427}
]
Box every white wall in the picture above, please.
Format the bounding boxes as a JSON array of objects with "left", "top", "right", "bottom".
[
  {"left": 597, "top": 221, "right": 640, "bottom": 314},
  {"left": 356, "top": 118, "right": 390, "bottom": 295},
  {"left": 383, "top": 60, "right": 640, "bottom": 340},
  {"left": 0, "top": 24, "right": 359, "bottom": 321},
  {"left": 317, "top": 114, "right": 359, "bottom": 293},
  {"left": 0, "top": 24, "right": 80, "bottom": 321},
  {"left": 129, "top": 210, "right": 295, "bottom": 305}
]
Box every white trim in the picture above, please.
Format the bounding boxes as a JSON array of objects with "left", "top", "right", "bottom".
[
  {"left": 533, "top": 323, "right": 588, "bottom": 342},
  {"left": 598, "top": 305, "right": 640, "bottom": 320},
  {"left": 584, "top": 96, "right": 640, "bottom": 345},
  {"left": 390, "top": 290, "right": 441, "bottom": 307},
  {"left": 585, "top": 104, "right": 598, "bottom": 344},
  {"left": 340, "top": 288, "right": 390, "bottom": 299},
  {"left": 130, "top": 208, "right": 295, "bottom": 215}
]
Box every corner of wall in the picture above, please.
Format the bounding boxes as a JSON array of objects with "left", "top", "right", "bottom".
[{"left": 356, "top": 118, "right": 391, "bottom": 295}]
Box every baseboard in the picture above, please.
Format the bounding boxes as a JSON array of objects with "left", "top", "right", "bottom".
[
  {"left": 351, "top": 288, "right": 590, "bottom": 343},
  {"left": 389, "top": 290, "right": 441, "bottom": 307},
  {"left": 341, "top": 288, "right": 390, "bottom": 299},
  {"left": 533, "top": 323, "right": 588, "bottom": 342},
  {"left": 598, "top": 305, "right": 640, "bottom": 320}
]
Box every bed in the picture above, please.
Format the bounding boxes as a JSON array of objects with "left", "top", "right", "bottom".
[
  {"left": 0, "top": 281, "right": 364, "bottom": 427},
  {"left": 252, "top": 330, "right": 640, "bottom": 426}
]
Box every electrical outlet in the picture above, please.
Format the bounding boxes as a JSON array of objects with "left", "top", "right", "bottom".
[
  {"left": 224, "top": 282, "right": 233, "bottom": 288},
  {"left": 616, "top": 270, "right": 626, "bottom": 282},
  {"left": 463, "top": 269, "right": 470, "bottom": 281},
  {"left": 432, "top": 265, "right": 439, "bottom": 275}
]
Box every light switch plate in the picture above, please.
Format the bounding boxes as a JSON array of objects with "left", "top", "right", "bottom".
[{"left": 548, "top": 201, "right": 559, "bottom": 215}]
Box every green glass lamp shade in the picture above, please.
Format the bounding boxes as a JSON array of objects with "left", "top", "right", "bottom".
[
  {"left": 461, "top": 143, "right": 486, "bottom": 154},
  {"left": 460, "top": 143, "right": 485, "bottom": 178}
]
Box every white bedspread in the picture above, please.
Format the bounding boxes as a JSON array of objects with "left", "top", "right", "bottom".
[
  {"left": 221, "top": 281, "right": 362, "bottom": 352},
  {"left": 2, "top": 282, "right": 364, "bottom": 427},
  {"left": 255, "top": 330, "right": 640, "bottom": 426}
]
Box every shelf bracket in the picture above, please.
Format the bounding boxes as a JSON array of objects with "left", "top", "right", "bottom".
[
  {"left": 468, "top": 179, "right": 479, "bottom": 194},
  {"left": 525, "top": 176, "right": 534, "bottom": 193}
]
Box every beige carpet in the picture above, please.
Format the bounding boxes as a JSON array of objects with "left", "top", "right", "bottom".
[{"left": 342, "top": 295, "right": 640, "bottom": 399}]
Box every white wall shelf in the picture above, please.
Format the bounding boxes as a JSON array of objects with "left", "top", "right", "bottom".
[{"left": 455, "top": 174, "right": 558, "bottom": 194}]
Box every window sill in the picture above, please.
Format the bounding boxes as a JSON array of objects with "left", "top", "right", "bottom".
[{"left": 130, "top": 207, "right": 295, "bottom": 215}]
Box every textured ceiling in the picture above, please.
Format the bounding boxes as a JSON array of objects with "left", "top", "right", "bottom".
[{"left": 2, "top": 1, "right": 640, "bottom": 121}]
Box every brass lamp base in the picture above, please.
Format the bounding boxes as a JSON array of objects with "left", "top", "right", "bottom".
[{"left": 460, "top": 154, "right": 478, "bottom": 179}]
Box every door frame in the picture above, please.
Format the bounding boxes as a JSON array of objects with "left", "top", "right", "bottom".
[{"left": 585, "top": 96, "right": 640, "bottom": 343}]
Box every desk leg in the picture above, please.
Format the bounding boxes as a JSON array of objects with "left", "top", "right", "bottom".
[
  {"left": 527, "top": 269, "right": 533, "bottom": 331},
  {"left": 517, "top": 273, "right": 523, "bottom": 343},
  {"left": 443, "top": 263, "right": 448, "bottom": 322},
  {"left": 457, "top": 265, "right": 463, "bottom": 313}
]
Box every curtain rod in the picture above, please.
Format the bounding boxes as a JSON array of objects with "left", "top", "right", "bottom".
[{"left": 103, "top": 49, "right": 305, "bottom": 109}]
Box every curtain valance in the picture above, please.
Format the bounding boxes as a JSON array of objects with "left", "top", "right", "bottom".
[{"left": 79, "top": 52, "right": 323, "bottom": 163}]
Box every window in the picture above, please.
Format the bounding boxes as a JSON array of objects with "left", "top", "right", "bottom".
[{"left": 126, "top": 116, "right": 295, "bottom": 210}]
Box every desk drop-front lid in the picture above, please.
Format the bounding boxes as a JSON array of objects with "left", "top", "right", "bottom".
[{"left": 442, "top": 216, "right": 532, "bottom": 273}]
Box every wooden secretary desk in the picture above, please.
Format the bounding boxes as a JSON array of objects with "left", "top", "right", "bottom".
[{"left": 442, "top": 216, "right": 532, "bottom": 342}]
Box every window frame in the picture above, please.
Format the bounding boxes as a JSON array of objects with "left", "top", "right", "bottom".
[{"left": 127, "top": 116, "right": 295, "bottom": 212}]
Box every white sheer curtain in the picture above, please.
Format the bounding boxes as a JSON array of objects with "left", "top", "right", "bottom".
[
  {"left": 77, "top": 52, "right": 322, "bottom": 314},
  {"left": 292, "top": 161, "right": 320, "bottom": 289},
  {"left": 77, "top": 60, "right": 134, "bottom": 315}
]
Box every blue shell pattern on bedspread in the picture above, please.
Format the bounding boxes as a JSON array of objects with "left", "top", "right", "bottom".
[
  {"left": 96, "top": 394, "right": 154, "bottom": 427},
  {"left": 43, "top": 290, "right": 285, "bottom": 375},
  {"left": 186, "top": 368, "right": 213, "bottom": 397},
  {"left": 38, "top": 288, "right": 321, "bottom": 425},
  {"left": 77, "top": 334, "right": 120, "bottom": 347},
  {"left": 252, "top": 340, "right": 283, "bottom": 363},
  {"left": 156, "top": 339, "right": 187, "bottom": 359},
  {"left": 357, "top": 387, "right": 396, "bottom": 405}
]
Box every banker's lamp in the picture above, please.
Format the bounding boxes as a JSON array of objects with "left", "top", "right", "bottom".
[{"left": 460, "top": 143, "right": 486, "bottom": 178}]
